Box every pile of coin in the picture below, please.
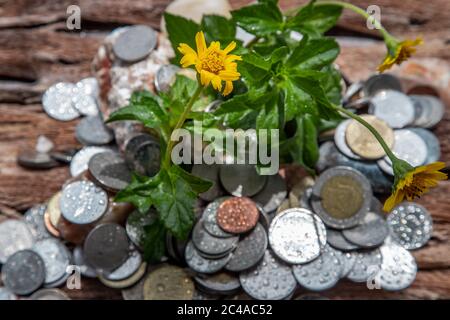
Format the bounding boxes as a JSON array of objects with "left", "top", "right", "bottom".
[{"left": 318, "top": 73, "right": 443, "bottom": 193}]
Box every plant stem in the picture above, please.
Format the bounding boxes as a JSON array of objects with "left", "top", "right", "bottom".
[
  {"left": 316, "top": 0, "right": 390, "bottom": 39},
  {"left": 332, "top": 104, "right": 397, "bottom": 161},
  {"left": 164, "top": 81, "right": 203, "bottom": 169}
]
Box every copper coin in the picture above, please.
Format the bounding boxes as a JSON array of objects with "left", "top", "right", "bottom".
[
  {"left": 217, "top": 197, "right": 259, "bottom": 234},
  {"left": 44, "top": 211, "right": 61, "bottom": 238}
]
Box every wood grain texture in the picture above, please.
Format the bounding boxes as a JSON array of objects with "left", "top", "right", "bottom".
[{"left": 0, "top": 0, "right": 449, "bottom": 300}]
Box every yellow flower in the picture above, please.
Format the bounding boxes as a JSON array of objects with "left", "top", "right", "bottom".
[
  {"left": 378, "top": 37, "right": 423, "bottom": 72},
  {"left": 177, "top": 31, "right": 242, "bottom": 96},
  {"left": 383, "top": 161, "right": 447, "bottom": 212}
]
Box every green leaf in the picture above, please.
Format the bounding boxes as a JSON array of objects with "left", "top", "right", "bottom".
[
  {"left": 286, "top": 3, "right": 342, "bottom": 37},
  {"left": 319, "top": 65, "right": 343, "bottom": 105},
  {"left": 142, "top": 218, "right": 167, "bottom": 263},
  {"left": 242, "top": 52, "right": 271, "bottom": 71},
  {"left": 256, "top": 89, "right": 279, "bottom": 130},
  {"left": 115, "top": 174, "right": 154, "bottom": 213},
  {"left": 286, "top": 37, "right": 339, "bottom": 70},
  {"left": 289, "top": 114, "right": 319, "bottom": 171},
  {"left": 164, "top": 12, "right": 200, "bottom": 63},
  {"left": 271, "top": 46, "right": 289, "bottom": 64},
  {"left": 171, "top": 165, "right": 213, "bottom": 194},
  {"left": 231, "top": 3, "right": 283, "bottom": 37},
  {"left": 201, "top": 15, "right": 236, "bottom": 44},
  {"left": 239, "top": 61, "right": 270, "bottom": 85}
]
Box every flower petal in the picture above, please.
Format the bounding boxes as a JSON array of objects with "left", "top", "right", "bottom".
[
  {"left": 223, "top": 41, "right": 236, "bottom": 54},
  {"left": 195, "top": 31, "right": 207, "bottom": 56},
  {"left": 223, "top": 81, "right": 233, "bottom": 96},
  {"left": 200, "top": 70, "right": 214, "bottom": 86},
  {"left": 218, "top": 70, "right": 240, "bottom": 81},
  {"left": 383, "top": 188, "right": 405, "bottom": 212},
  {"left": 211, "top": 75, "right": 222, "bottom": 91}
]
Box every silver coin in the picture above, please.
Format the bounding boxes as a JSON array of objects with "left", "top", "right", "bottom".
[
  {"left": 377, "top": 243, "right": 417, "bottom": 291},
  {"left": 24, "top": 204, "right": 52, "bottom": 241},
  {"left": 337, "top": 251, "right": 357, "bottom": 277},
  {"left": 194, "top": 272, "right": 241, "bottom": 295},
  {"left": 76, "top": 116, "right": 114, "bottom": 146},
  {"left": 185, "top": 241, "right": 231, "bottom": 274},
  {"left": 2, "top": 250, "right": 46, "bottom": 295},
  {"left": 76, "top": 77, "right": 99, "bottom": 98},
  {"left": 126, "top": 209, "right": 157, "bottom": 250},
  {"left": 88, "top": 152, "right": 131, "bottom": 192},
  {"left": 42, "top": 82, "right": 80, "bottom": 121},
  {"left": 121, "top": 275, "right": 146, "bottom": 300},
  {"left": 347, "top": 249, "right": 382, "bottom": 283},
  {"left": 72, "top": 94, "right": 99, "bottom": 117},
  {"left": 239, "top": 250, "right": 297, "bottom": 300},
  {"left": 317, "top": 141, "right": 393, "bottom": 194},
  {"left": 0, "top": 287, "right": 17, "bottom": 300},
  {"left": 60, "top": 180, "right": 108, "bottom": 224},
  {"left": 326, "top": 227, "right": 359, "bottom": 251},
  {"left": 32, "top": 238, "right": 71, "bottom": 285},
  {"left": 387, "top": 202, "right": 433, "bottom": 250},
  {"left": 202, "top": 197, "right": 233, "bottom": 238},
  {"left": 192, "top": 220, "right": 239, "bottom": 256},
  {"left": 44, "top": 272, "right": 70, "bottom": 289},
  {"left": 225, "top": 223, "right": 268, "bottom": 272},
  {"left": 72, "top": 246, "right": 97, "bottom": 278},
  {"left": 84, "top": 223, "right": 130, "bottom": 272},
  {"left": 70, "top": 146, "right": 112, "bottom": 177},
  {"left": 299, "top": 187, "right": 313, "bottom": 210},
  {"left": 269, "top": 208, "right": 324, "bottom": 264},
  {"left": 334, "top": 119, "right": 362, "bottom": 160},
  {"left": 342, "top": 211, "right": 389, "bottom": 248},
  {"left": 0, "top": 220, "right": 34, "bottom": 264},
  {"left": 362, "top": 74, "right": 402, "bottom": 97},
  {"left": 155, "top": 64, "right": 180, "bottom": 93},
  {"left": 113, "top": 25, "right": 157, "bottom": 63},
  {"left": 104, "top": 249, "right": 142, "bottom": 281},
  {"left": 252, "top": 173, "right": 287, "bottom": 213},
  {"left": 343, "top": 81, "right": 363, "bottom": 103},
  {"left": 219, "top": 164, "right": 267, "bottom": 197},
  {"left": 311, "top": 166, "right": 372, "bottom": 229},
  {"left": 292, "top": 244, "right": 342, "bottom": 291},
  {"left": 127, "top": 138, "right": 160, "bottom": 177},
  {"left": 369, "top": 90, "right": 415, "bottom": 128},
  {"left": 409, "top": 128, "right": 441, "bottom": 164},
  {"left": 191, "top": 164, "right": 225, "bottom": 202},
  {"left": 29, "top": 288, "right": 70, "bottom": 300},
  {"left": 378, "top": 129, "right": 427, "bottom": 175},
  {"left": 410, "top": 95, "right": 444, "bottom": 128},
  {"left": 17, "top": 151, "right": 59, "bottom": 169}
]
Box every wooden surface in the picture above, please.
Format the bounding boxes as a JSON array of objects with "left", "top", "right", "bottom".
[{"left": 0, "top": 0, "right": 449, "bottom": 300}]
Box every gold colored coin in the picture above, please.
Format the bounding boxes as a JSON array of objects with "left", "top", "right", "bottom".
[
  {"left": 345, "top": 115, "right": 394, "bottom": 159},
  {"left": 321, "top": 176, "right": 364, "bottom": 219},
  {"left": 143, "top": 264, "right": 194, "bottom": 300},
  {"left": 47, "top": 192, "right": 62, "bottom": 228},
  {"left": 99, "top": 262, "right": 147, "bottom": 289},
  {"left": 276, "top": 198, "right": 291, "bottom": 214}
]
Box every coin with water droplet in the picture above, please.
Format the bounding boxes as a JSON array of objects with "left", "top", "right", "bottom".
[
  {"left": 342, "top": 211, "right": 389, "bottom": 248},
  {"left": 113, "top": 25, "right": 157, "bottom": 63},
  {"left": 32, "top": 238, "right": 71, "bottom": 285},
  {"left": 195, "top": 272, "right": 241, "bottom": 295},
  {"left": 326, "top": 227, "right": 359, "bottom": 251},
  {"left": 88, "top": 152, "right": 131, "bottom": 192},
  {"left": 0, "top": 220, "right": 34, "bottom": 264},
  {"left": 72, "top": 94, "right": 98, "bottom": 118},
  {"left": 121, "top": 275, "right": 146, "bottom": 300},
  {"left": 369, "top": 90, "right": 414, "bottom": 128},
  {"left": 269, "top": 208, "right": 325, "bottom": 264},
  {"left": 377, "top": 243, "right": 417, "bottom": 291},
  {"left": 2, "top": 250, "right": 46, "bottom": 295},
  {"left": 311, "top": 166, "right": 372, "bottom": 229},
  {"left": 219, "top": 164, "right": 267, "bottom": 197},
  {"left": 29, "top": 288, "right": 70, "bottom": 300},
  {"left": 126, "top": 209, "right": 157, "bottom": 250},
  {"left": 143, "top": 264, "right": 194, "bottom": 300},
  {"left": 293, "top": 245, "right": 343, "bottom": 291},
  {"left": 387, "top": 202, "right": 433, "bottom": 250},
  {"left": 185, "top": 241, "right": 231, "bottom": 274},
  {"left": 103, "top": 248, "right": 142, "bottom": 281},
  {"left": 124, "top": 134, "right": 160, "bottom": 177},
  {"left": 155, "top": 64, "right": 180, "bottom": 93},
  {"left": 76, "top": 77, "right": 99, "bottom": 97},
  {"left": 76, "top": 116, "right": 114, "bottom": 146},
  {"left": 202, "top": 197, "right": 233, "bottom": 238},
  {"left": 252, "top": 173, "right": 287, "bottom": 213},
  {"left": 347, "top": 249, "right": 382, "bottom": 283},
  {"left": 337, "top": 251, "right": 357, "bottom": 277},
  {"left": 70, "top": 146, "right": 113, "bottom": 177},
  {"left": 239, "top": 250, "right": 296, "bottom": 300},
  {"left": 42, "top": 82, "right": 79, "bottom": 121},
  {"left": 99, "top": 262, "right": 147, "bottom": 289},
  {"left": 192, "top": 220, "right": 239, "bottom": 256},
  {"left": 192, "top": 164, "right": 225, "bottom": 201},
  {"left": 225, "top": 223, "right": 267, "bottom": 272},
  {"left": 217, "top": 197, "right": 260, "bottom": 234},
  {"left": 60, "top": 180, "right": 108, "bottom": 224},
  {"left": 73, "top": 246, "right": 97, "bottom": 278},
  {"left": 362, "top": 74, "right": 402, "bottom": 97},
  {"left": 25, "top": 204, "right": 52, "bottom": 241},
  {"left": 84, "top": 223, "right": 130, "bottom": 272}
]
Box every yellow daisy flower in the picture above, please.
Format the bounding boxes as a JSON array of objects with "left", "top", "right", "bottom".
[
  {"left": 378, "top": 37, "right": 423, "bottom": 72},
  {"left": 177, "top": 31, "right": 242, "bottom": 96},
  {"left": 383, "top": 161, "right": 448, "bottom": 212}
]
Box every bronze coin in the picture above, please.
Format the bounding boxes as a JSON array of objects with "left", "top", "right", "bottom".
[
  {"left": 217, "top": 197, "right": 259, "bottom": 234},
  {"left": 44, "top": 211, "right": 61, "bottom": 238}
]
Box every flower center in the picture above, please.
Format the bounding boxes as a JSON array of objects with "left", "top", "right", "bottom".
[{"left": 202, "top": 51, "right": 224, "bottom": 74}]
